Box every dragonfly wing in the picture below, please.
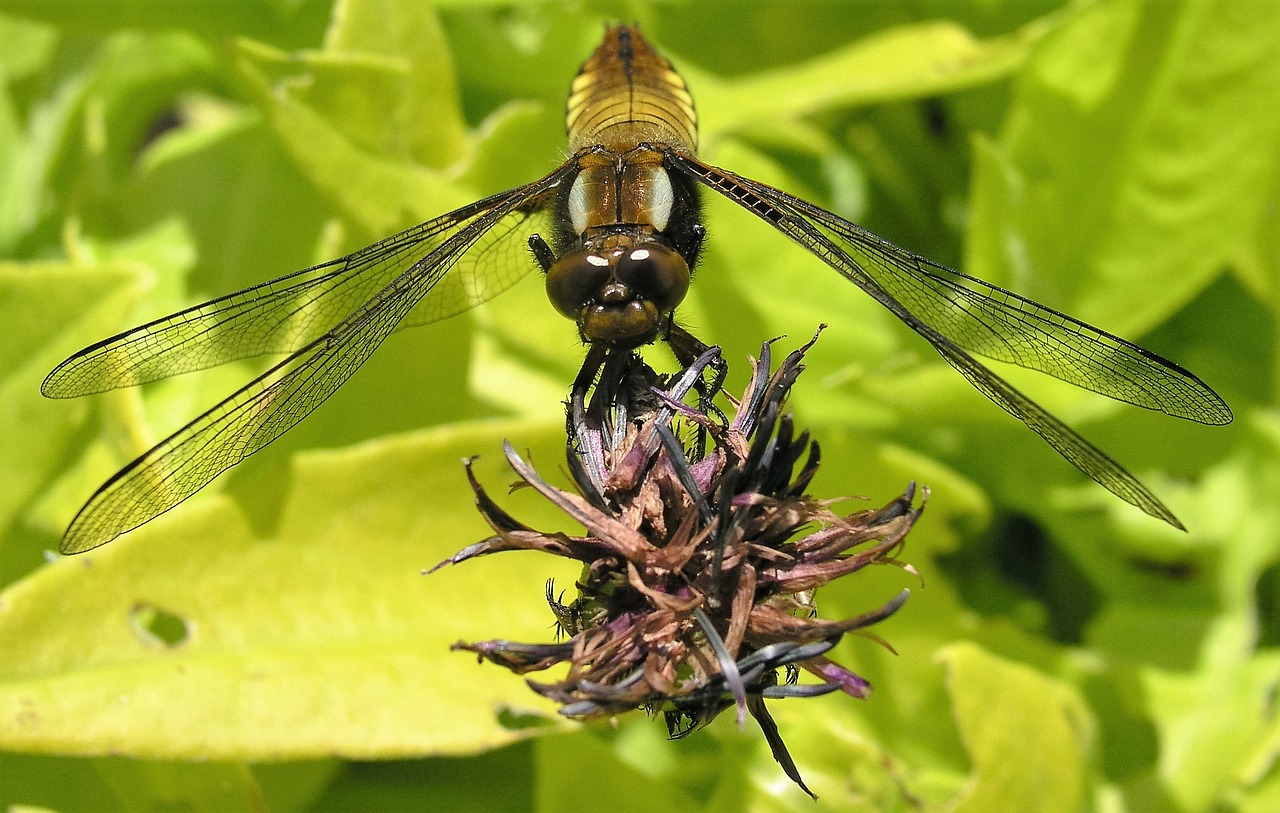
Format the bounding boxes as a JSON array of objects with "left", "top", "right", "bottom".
[
  {"left": 60, "top": 167, "right": 573, "bottom": 553},
  {"left": 931, "top": 330, "right": 1182, "bottom": 528},
  {"left": 44, "top": 174, "right": 565, "bottom": 398},
  {"left": 774, "top": 193, "right": 1231, "bottom": 425},
  {"left": 671, "top": 153, "right": 1189, "bottom": 527}
]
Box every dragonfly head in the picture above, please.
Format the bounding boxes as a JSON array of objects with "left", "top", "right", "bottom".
[{"left": 545, "top": 233, "right": 690, "bottom": 347}]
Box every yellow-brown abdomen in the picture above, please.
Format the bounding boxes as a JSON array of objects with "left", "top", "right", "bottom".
[{"left": 567, "top": 25, "right": 698, "bottom": 155}]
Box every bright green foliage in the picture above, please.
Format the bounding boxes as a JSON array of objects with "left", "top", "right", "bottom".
[
  {"left": 942, "top": 643, "right": 1092, "bottom": 813},
  {"left": 1, "top": 0, "right": 1276, "bottom": 810}
]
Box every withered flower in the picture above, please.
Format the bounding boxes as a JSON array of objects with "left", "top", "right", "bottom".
[{"left": 432, "top": 331, "right": 924, "bottom": 799}]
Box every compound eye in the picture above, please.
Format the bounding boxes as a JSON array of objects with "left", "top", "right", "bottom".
[
  {"left": 545, "top": 251, "right": 611, "bottom": 320},
  {"left": 615, "top": 245, "right": 690, "bottom": 314}
]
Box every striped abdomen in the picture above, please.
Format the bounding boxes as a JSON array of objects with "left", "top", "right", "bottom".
[{"left": 566, "top": 25, "right": 698, "bottom": 155}]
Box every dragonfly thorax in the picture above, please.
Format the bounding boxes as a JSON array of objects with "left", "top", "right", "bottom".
[{"left": 566, "top": 148, "right": 676, "bottom": 234}]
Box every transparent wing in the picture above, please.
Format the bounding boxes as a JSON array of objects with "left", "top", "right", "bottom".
[
  {"left": 766, "top": 191, "right": 1231, "bottom": 426},
  {"left": 44, "top": 176, "right": 564, "bottom": 399},
  {"left": 59, "top": 165, "right": 573, "bottom": 553},
  {"left": 671, "top": 153, "right": 1229, "bottom": 528}
]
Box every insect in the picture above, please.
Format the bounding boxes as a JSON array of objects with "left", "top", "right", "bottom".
[{"left": 44, "top": 25, "right": 1231, "bottom": 553}]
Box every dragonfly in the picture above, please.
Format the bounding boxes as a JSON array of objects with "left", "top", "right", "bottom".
[{"left": 44, "top": 25, "right": 1231, "bottom": 554}]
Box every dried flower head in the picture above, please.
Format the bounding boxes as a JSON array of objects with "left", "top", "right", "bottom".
[{"left": 432, "top": 330, "right": 924, "bottom": 798}]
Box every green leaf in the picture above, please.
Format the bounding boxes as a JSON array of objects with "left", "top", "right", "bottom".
[
  {"left": 0, "top": 16, "right": 58, "bottom": 250},
  {"left": 0, "top": 261, "right": 148, "bottom": 563},
  {"left": 964, "top": 0, "right": 1280, "bottom": 337},
  {"left": 234, "top": 38, "right": 468, "bottom": 238},
  {"left": 0, "top": 753, "right": 284, "bottom": 812},
  {"left": 0, "top": 13, "right": 56, "bottom": 79},
  {"left": 294, "top": 749, "right": 529, "bottom": 812},
  {"left": 692, "top": 17, "right": 1050, "bottom": 144},
  {"left": 90, "top": 760, "right": 269, "bottom": 813},
  {"left": 0, "top": 28, "right": 85, "bottom": 255},
  {"left": 322, "top": 0, "right": 466, "bottom": 168},
  {"left": 940, "top": 642, "right": 1093, "bottom": 813},
  {"left": 1080, "top": 411, "right": 1280, "bottom": 662},
  {"left": 0, "top": 418, "right": 579, "bottom": 758},
  {"left": 123, "top": 109, "right": 330, "bottom": 296},
  {"left": 534, "top": 728, "right": 703, "bottom": 813},
  {"left": 1140, "top": 654, "right": 1280, "bottom": 812},
  {"left": 455, "top": 98, "right": 563, "bottom": 197},
  {"left": 0, "top": 0, "right": 327, "bottom": 43},
  {"left": 78, "top": 31, "right": 218, "bottom": 192}
]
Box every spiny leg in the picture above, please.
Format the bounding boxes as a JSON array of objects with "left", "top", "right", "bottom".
[
  {"left": 667, "top": 322, "right": 728, "bottom": 456},
  {"left": 528, "top": 233, "right": 556, "bottom": 273}
]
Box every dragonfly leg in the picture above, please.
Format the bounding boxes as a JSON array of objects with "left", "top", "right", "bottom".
[
  {"left": 667, "top": 322, "right": 727, "bottom": 456},
  {"left": 528, "top": 233, "right": 556, "bottom": 272},
  {"left": 668, "top": 323, "right": 726, "bottom": 404},
  {"left": 686, "top": 223, "right": 706, "bottom": 267},
  {"left": 568, "top": 343, "right": 610, "bottom": 491}
]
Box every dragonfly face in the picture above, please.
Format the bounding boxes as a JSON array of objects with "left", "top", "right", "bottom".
[
  {"left": 542, "top": 146, "right": 702, "bottom": 347},
  {"left": 43, "top": 24, "right": 1231, "bottom": 553}
]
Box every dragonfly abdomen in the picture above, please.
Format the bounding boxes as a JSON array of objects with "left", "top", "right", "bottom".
[{"left": 567, "top": 25, "right": 697, "bottom": 155}]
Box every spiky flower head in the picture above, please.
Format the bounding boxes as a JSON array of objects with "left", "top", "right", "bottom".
[{"left": 433, "top": 331, "right": 923, "bottom": 798}]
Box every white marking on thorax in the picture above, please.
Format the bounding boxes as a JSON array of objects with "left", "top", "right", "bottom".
[
  {"left": 569, "top": 171, "right": 592, "bottom": 235},
  {"left": 647, "top": 167, "right": 674, "bottom": 232},
  {"left": 568, "top": 160, "right": 675, "bottom": 235}
]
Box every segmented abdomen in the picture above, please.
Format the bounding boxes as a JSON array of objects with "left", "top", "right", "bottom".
[{"left": 566, "top": 25, "right": 698, "bottom": 155}]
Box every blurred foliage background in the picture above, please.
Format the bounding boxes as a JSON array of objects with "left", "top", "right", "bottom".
[{"left": 1, "top": 0, "right": 1277, "bottom": 810}]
